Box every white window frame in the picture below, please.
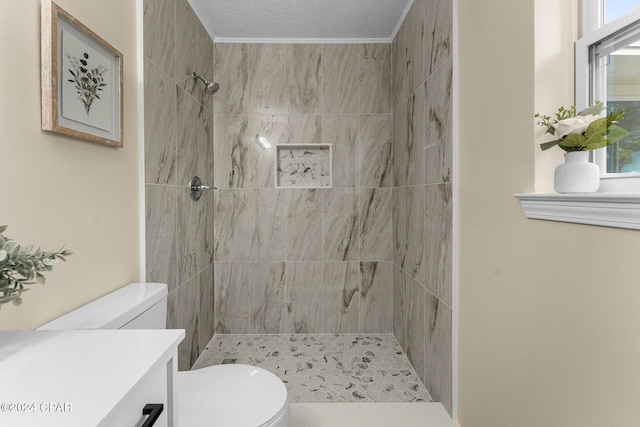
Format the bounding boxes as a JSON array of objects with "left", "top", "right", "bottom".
[
  {"left": 576, "top": 1, "right": 640, "bottom": 193},
  {"left": 579, "top": 0, "right": 602, "bottom": 36},
  {"left": 515, "top": 1, "right": 640, "bottom": 230}
]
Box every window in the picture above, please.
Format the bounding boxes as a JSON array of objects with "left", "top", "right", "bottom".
[
  {"left": 515, "top": 1, "right": 640, "bottom": 229},
  {"left": 606, "top": 0, "right": 639, "bottom": 23},
  {"left": 577, "top": 1, "right": 640, "bottom": 192}
]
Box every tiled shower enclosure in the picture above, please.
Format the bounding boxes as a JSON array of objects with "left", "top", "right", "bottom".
[
  {"left": 144, "top": 0, "right": 453, "bottom": 415},
  {"left": 212, "top": 41, "right": 394, "bottom": 336}
]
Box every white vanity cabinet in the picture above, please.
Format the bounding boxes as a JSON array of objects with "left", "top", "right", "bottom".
[{"left": 0, "top": 329, "right": 184, "bottom": 427}]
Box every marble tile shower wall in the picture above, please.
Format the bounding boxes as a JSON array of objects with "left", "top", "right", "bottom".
[
  {"left": 143, "top": 0, "right": 216, "bottom": 370},
  {"left": 213, "top": 43, "right": 394, "bottom": 335},
  {"left": 391, "top": 0, "right": 454, "bottom": 415},
  {"left": 142, "top": 0, "right": 452, "bottom": 412}
]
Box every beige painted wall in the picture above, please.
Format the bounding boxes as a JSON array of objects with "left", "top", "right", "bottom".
[
  {"left": 534, "top": 0, "right": 576, "bottom": 192},
  {"left": 0, "top": 0, "right": 140, "bottom": 329},
  {"left": 458, "top": 0, "right": 640, "bottom": 425}
]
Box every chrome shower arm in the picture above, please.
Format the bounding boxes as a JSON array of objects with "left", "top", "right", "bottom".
[
  {"left": 192, "top": 72, "right": 207, "bottom": 85},
  {"left": 191, "top": 72, "right": 220, "bottom": 95}
]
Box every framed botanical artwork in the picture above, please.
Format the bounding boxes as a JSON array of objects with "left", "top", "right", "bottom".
[{"left": 41, "top": 0, "right": 123, "bottom": 148}]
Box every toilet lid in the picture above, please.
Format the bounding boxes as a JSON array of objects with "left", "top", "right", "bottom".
[{"left": 177, "top": 364, "right": 289, "bottom": 427}]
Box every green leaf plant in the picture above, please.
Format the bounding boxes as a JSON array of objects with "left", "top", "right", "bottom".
[
  {"left": 535, "top": 101, "right": 629, "bottom": 152},
  {"left": 0, "top": 225, "right": 72, "bottom": 308}
]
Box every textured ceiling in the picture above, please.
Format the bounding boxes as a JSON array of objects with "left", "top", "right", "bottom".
[{"left": 187, "top": 0, "right": 412, "bottom": 42}]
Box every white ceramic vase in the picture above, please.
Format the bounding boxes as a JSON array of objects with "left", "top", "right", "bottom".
[{"left": 554, "top": 151, "right": 600, "bottom": 193}]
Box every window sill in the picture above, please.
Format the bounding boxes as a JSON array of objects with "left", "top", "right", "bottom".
[{"left": 514, "top": 193, "right": 640, "bottom": 230}]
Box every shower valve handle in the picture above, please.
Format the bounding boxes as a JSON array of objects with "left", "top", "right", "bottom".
[{"left": 189, "top": 176, "right": 216, "bottom": 202}]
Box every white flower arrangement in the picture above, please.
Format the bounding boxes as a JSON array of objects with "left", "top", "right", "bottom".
[{"left": 535, "top": 102, "right": 628, "bottom": 152}]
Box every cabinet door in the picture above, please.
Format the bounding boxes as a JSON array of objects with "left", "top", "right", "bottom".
[{"left": 100, "top": 357, "right": 174, "bottom": 427}]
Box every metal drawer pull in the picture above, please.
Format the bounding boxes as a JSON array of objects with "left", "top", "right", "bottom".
[{"left": 141, "top": 403, "right": 164, "bottom": 427}]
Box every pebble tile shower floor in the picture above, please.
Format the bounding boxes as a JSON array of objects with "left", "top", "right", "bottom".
[{"left": 192, "top": 334, "right": 432, "bottom": 403}]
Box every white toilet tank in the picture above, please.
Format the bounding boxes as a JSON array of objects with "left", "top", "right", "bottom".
[{"left": 38, "top": 283, "right": 168, "bottom": 330}]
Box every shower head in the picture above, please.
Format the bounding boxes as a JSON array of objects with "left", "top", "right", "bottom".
[{"left": 192, "top": 72, "right": 220, "bottom": 95}]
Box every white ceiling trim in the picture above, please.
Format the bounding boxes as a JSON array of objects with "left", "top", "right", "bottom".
[
  {"left": 214, "top": 37, "right": 393, "bottom": 44},
  {"left": 390, "top": 0, "right": 414, "bottom": 41}
]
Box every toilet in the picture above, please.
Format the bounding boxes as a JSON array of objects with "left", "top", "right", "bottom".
[{"left": 38, "top": 283, "right": 290, "bottom": 427}]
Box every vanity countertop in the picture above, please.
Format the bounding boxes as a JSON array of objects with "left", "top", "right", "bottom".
[{"left": 0, "top": 329, "right": 184, "bottom": 427}]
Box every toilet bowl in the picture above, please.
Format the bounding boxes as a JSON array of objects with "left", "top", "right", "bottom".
[
  {"left": 38, "top": 283, "right": 290, "bottom": 427},
  {"left": 178, "top": 364, "right": 289, "bottom": 427}
]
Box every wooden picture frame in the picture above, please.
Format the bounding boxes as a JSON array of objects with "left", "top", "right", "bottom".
[{"left": 41, "top": 0, "right": 123, "bottom": 148}]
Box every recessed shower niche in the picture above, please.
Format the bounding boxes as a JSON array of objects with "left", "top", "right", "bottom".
[{"left": 275, "top": 144, "right": 332, "bottom": 188}]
